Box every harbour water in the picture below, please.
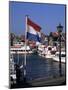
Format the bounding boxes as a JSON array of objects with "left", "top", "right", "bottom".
[{"left": 13, "top": 53, "right": 65, "bottom": 81}]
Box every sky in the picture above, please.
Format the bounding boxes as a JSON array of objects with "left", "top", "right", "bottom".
[{"left": 9, "top": 1, "right": 66, "bottom": 35}]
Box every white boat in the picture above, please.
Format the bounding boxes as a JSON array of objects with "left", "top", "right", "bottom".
[
  {"left": 38, "top": 45, "right": 56, "bottom": 59},
  {"left": 45, "top": 46, "right": 55, "bottom": 59},
  {"left": 52, "top": 51, "right": 66, "bottom": 63},
  {"left": 10, "top": 54, "right": 16, "bottom": 83},
  {"left": 10, "top": 45, "right": 33, "bottom": 54},
  {"left": 45, "top": 51, "right": 55, "bottom": 59}
]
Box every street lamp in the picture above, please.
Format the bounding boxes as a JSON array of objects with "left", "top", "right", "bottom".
[
  {"left": 10, "top": 33, "right": 15, "bottom": 46},
  {"left": 57, "top": 23, "right": 63, "bottom": 76}
]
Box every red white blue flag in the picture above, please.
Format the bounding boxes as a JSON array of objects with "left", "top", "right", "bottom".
[{"left": 27, "top": 18, "right": 41, "bottom": 42}]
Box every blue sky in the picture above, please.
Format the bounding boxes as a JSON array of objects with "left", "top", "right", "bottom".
[{"left": 9, "top": 1, "right": 66, "bottom": 35}]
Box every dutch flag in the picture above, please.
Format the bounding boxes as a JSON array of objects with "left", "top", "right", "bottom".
[{"left": 27, "top": 18, "right": 41, "bottom": 42}]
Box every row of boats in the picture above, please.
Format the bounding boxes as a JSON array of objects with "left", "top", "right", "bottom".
[
  {"left": 10, "top": 45, "right": 66, "bottom": 63},
  {"left": 38, "top": 45, "right": 66, "bottom": 63},
  {"left": 38, "top": 51, "right": 65, "bottom": 63}
]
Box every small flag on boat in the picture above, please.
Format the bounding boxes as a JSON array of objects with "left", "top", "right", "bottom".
[{"left": 27, "top": 18, "right": 41, "bottom": 42}]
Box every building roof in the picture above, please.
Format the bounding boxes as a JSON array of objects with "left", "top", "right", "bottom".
[{"left": 52, "top": 32, "right": 59, "bottom": 37}]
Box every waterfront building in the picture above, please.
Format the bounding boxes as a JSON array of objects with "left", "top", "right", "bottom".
[{"left": 49, "top": 31, "right": 65, "bottom": 48}]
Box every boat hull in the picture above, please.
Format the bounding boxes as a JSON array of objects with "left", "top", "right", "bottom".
[{"left": 52, "top": 56, "right": 65, "bottom": 63}]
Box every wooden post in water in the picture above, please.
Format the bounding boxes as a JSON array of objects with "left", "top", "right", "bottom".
[
  {"left": 59, "top": 33, "right": 62, "bottom": 76},
  {"left": 18, "top": 53, "right": 19, "bottom": 64},
  {"left": 57, "top": 23, "right": 63, "bottom": 76}
]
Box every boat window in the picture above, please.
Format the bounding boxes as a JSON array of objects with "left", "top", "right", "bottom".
[
  {"left": 48, "top": 47, "right": 52, "bottom": 50},
  {"left": 61, "top": 54, "right": 66, "bottom": 57}
]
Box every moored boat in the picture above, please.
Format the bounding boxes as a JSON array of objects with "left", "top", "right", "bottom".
[
  {"left": 52, "top": 51, "right": 66, "bottom": 63},
  {"left": 10, "top": 45, "right": 33, "bottom": 54},
  {"left": 10, "top": 54, "right": 16, "bottom": 84},
  {"left": 38, "top": 45, "right": 56, "bottom": 59}
]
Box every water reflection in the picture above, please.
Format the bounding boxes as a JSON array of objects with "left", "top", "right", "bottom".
[{"left": 13, "top": 54, "right": 65, "bottom": 81}]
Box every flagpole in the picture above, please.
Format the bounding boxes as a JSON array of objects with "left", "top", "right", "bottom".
[{"left": 24, "top": 15, "right": 28, "bottom": 77}]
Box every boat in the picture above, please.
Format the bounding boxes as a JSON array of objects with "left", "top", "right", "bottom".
[
  {"left": 38, "top": 44, "right": 46, "bottom": 56},
  {"left": 38, "top": 45, "right": 56, "bottom": 59},
  {"left": 10, "top": 45, "right": 33, "bottom": 54},
  {"left": 10, "top": 54, "right": 24, "bottom": 84},
  {"left": 52, "top": 51, "right": 66, "bottom": 63},
  {"left": 44, "top": 46, "right": 56, "bottom": 59},
  {"left": 10, "top": 54, "right": 16, "bottom": 84}
]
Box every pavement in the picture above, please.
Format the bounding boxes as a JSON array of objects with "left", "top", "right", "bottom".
[
  {"left": 10, "top": 76, "right": 66, "bottom": 88},
  {"left": 28, "top": 76, "right": 66, "bottom": 87}
]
